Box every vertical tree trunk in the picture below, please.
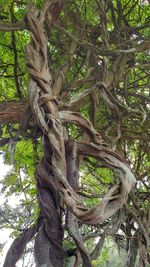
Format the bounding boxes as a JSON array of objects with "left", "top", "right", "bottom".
[
  {"left": 34, "top": 137, "right": 64, "bottom": 267},
  {"left": 125, "top": 232, "right": 138, "bottom": 267}
]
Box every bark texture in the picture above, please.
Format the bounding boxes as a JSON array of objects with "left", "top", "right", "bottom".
[
  {"left": 0, "top": 101, "right": 28, "bottom": 124},
  {"left": 1, "top": 1, "right": 139, "bottom": 266},
  {"left": 35, "top": 138, "right": 64, "bottom": 267},
  {"left": 24, "top": 1, "right": 136, "bottom": 266}
]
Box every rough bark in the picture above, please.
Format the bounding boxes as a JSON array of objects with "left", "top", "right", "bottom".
[
  {"left": 66, "top": 141, "right": 92, "bottom": 267},
  {"left": 1, "top": 1, "right": 141, "bottom": 266},
  {"left": 25, "top": 1, "right": 136, "bottom": 265},
  {"left": 0, "top": 100, "right": 28, "bottom": 124},
  {"left": 35, "top": 137, "right": 64, "bottom": 267}
]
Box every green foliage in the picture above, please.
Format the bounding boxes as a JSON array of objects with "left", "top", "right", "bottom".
[
  {"left": 92, "top": 238, "right": 126, "bottom": 267},
  {"left": 0, "top": 0, "right": 149, "bottom": 266}
]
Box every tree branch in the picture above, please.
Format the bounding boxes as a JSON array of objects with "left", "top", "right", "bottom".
[
  {"left": 3, "top": 221, "right": 41, "bottom": 267},
  {"left": 0, "top": 100, "right": 28, "bottom": 124},
  {"left": 0, "top": 20, "right": 26, "bottom": 31}
]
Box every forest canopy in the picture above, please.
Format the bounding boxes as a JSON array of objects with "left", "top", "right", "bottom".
[{"left": 0, "top": 0, "right": 149, "bottom": 267}]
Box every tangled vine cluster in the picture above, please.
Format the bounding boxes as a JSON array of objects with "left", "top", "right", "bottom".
[{"left": 0, "top": 1, "right": 149, "bottom": 267}]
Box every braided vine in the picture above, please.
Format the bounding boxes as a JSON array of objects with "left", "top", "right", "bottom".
[{"left": 26, "top": 0, "right": 136, "bottom": 227}]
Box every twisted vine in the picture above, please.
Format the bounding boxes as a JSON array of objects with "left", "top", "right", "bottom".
[
  {"left": 26, "top": 0, "right": 136, "bottom": 227},
  {"left": 25, "top": 1, "right": 136, "bottom": 266}
]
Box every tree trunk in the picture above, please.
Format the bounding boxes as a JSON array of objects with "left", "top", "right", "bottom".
[
  {"left": 126, "top": 232, "right": 138, "bottom": 267},
  {"left": 35, "top": 137, "right": 64, "bottom": 267}
]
